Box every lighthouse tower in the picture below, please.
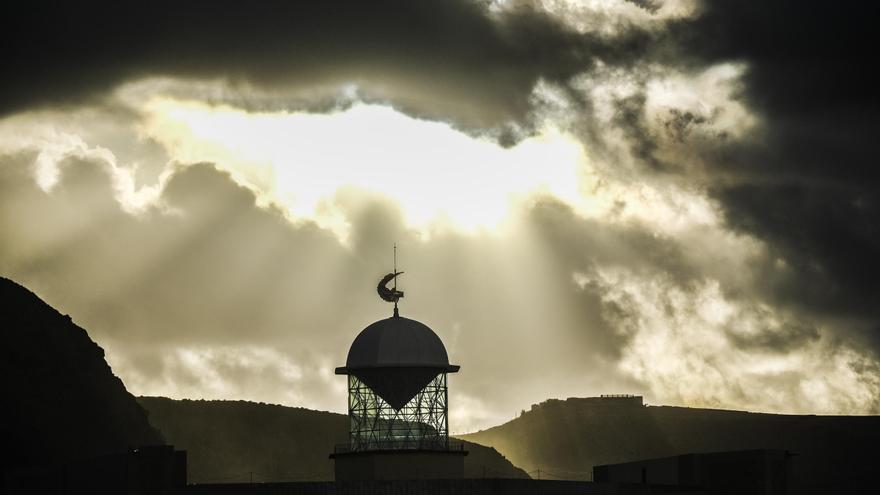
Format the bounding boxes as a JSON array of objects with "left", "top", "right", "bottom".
[{"left": 330, "top": 260, "right": 466, "bottom": 480}]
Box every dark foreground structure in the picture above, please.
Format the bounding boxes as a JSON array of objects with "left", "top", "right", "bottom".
[
  {"left": 594, "top": 450, "right": 792, "bottom": 495},
  {"left": 2, "top": 445, "right": 186, "bottom": 495},
  {"left": 187, "top": 479, "right": 703, "bottom": 495}
]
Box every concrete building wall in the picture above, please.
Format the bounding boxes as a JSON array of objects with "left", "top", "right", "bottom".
[{"left": 331, "top": 451, "right": 466, "bottom": 481}]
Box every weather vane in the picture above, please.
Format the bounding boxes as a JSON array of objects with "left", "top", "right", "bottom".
[{"left": 376, "top": 243, "right": 404, "bottom": 317}]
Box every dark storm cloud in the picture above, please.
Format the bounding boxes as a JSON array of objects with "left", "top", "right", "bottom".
[
  {"left": 679, "top": 0, "right": 877, "bottom": 187},
  {"left": 621, "top": 1, "right": 663, "bottom": 15},
  {"left": 672, "top": 1, "right": 880, "bottom": 324},
  {"left": 566, "top": 2, "right": 880, "bottom": 328},
  {"left": 1, "top": 0, "right": 665, "bottom": 129},
  {"left": 714, "top": 184, "right": 879, "bottom": 319}
]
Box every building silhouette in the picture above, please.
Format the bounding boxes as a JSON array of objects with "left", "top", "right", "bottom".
[{"left": 594, "top": 449, "right": 793, "bottom": 495}]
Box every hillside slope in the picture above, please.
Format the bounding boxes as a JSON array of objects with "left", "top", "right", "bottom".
[
  {"left": 139, "top": 396, "right": 529, "bottom": 483},
  {"left": 0, "top": 277, "right": 163, "bottom": 469},
  {"left": 461, "top": 396, "right": 879, "bottom": 493}
]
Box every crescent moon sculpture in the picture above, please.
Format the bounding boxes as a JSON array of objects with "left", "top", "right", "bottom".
[{"left": 377, "top": 271, "right": 404, "bottom": 303}]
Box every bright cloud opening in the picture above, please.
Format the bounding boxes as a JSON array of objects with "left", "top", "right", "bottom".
[{"left": 140, "top": 99, "right": 589, "bottom": 239}]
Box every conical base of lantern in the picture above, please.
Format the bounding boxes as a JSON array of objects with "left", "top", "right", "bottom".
[{"left": 352, "top": 368, "right": 441, "bottom": 410}]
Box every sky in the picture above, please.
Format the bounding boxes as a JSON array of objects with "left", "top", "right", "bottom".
[{"left": 1, "top": 0, "right": 878, "bottom": 433}]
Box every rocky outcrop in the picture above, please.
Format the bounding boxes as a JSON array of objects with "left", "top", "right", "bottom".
[{"left": 0, "top": 277, "right": 163, "bottom": 470}]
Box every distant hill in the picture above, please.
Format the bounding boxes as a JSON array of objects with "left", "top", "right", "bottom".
[
  {"left": 460, "top": 396, "right": 879, "bottom": 493},
  {"left": 0, "top": 277, "right": 163, "bottom": 470},
  {"left": 138, "top": 396, "right": 529, "bottom": 483}
]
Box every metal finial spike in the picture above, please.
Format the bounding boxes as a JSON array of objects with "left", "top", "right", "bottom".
[{"left": 392, "top": 243, "right": 400, "bottom": 318}]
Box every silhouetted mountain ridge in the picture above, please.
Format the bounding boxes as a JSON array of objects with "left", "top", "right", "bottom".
[
  {"left": 138, "top": 396, "right": 529, "bottom": 483},
  {"left": 461, "top": 396, "right": 879, "bottom": 493},
  {"left": 0, "top": 276, "right": 163, "bottom": 469}
]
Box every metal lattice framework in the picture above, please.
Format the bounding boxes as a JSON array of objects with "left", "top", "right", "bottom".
[{"left": 345, "top": 372, "right": 450, "bottom": 452}]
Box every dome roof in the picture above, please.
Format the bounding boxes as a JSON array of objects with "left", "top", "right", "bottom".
[{"left": 337, "top": 316, "right": 459, "bottom": 372}]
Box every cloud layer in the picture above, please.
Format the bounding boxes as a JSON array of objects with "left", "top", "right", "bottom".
[{"left": 2, "top": 0, "right": 878, "bottom": 429}]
